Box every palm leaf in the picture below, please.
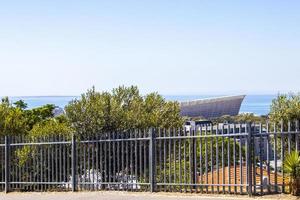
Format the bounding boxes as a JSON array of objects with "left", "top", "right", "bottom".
[{"left": 283, "top": 151, "right": 300, "bottom": 179}]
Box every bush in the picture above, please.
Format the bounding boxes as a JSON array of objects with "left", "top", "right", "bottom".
[
  {"left": 65, "top": 86, "right": 183, "bottom": 137},
  {"left": 270, "top": 93, "right": 300, "bottom": 123},
  {"left": 283, "top": 151, "right": 300, "bottom": 195}
]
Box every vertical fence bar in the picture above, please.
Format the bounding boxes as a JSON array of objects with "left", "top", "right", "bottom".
[
  {"left": 51, "top": 136, "right": 54, "bottom": 191},
  {"left": 274, "top": 123, "right": 278, "bottom": 193},
  {"left": 71, "top": 133, "right": 77, "bottom": 192},
  {"left": 259, "top": 123, "right": 263, "bottom": 195},
  {"left": 205, "top": 125, "right": 208, "bottom": 193},
  {"left": 216, "top": 125, "right": 219, "bottom": 194},
  {"left": 47, "top": 138, "right": 51, "bottom": 191},
  {"left": 239, "top": 124, "right": 243, "bottom": 194},
  {"left": 149, "top": 128, "right": 156, "bottom": 192},
  {"left": 179, "top": 128, "right": 182, "bottom": 193},
  {"left": 252, "top": 123, "right": 256, "bottom": 195},
  {"left": 168, "top": 129, "right": 172, "bottom": 192},
  {"left": 233, "top": 123, "right": 237, "bottom": 194},
  {"left": 183, "top": 128, "right": 187, "bottom": 193},
  {"left": 130, "top": 131, "right": 133, "bottom": 192},
  {"left": 95, "top": 134, "right": 99, "bottom": 190},
  {"left": 190, "top": 127, "right": 195, "bottom": 193},
  {"left": 143, "top": 130, "right": 147, "bottom": 191},
  {"left": 120, "top": 134, "right": 123, "bottom": 190},
  {"left": 135, "top": 130, "right": 138, "bottom": 191},
  {"left": 108, "top": 132, "right": 111, "bottom": 191},
  {"left": 79, "top": 136, "right": 82, "bottom": 191},
  {"left": 210, "top": 124, "right": 214, "bottom": 193},
  {"left": 199, "top": 125, "right": 203, "bottom": 193},
  {"left": 55, "top": 136, "right": 59, "bottom": 187},
  {"left": 227, "top": 124, "right": 231, "bottom": 194},
  {"left": 174, "top": 128, "right": 178, "bottom": 192},
  {"left": 5, "top": 136, "right": 10, "bottom": 193},
  {"left": 247, "top": 123, "right": 253, "bottom": 196},
  {"left": 221, "top": 124, "right": 225, "bottom": 193},
  {"left": 280, "top": 121, "right": 285, "bottom": 193},
  {"left": 99, "top": 134, "right": 103, "bottom": 190},
  {"left": 92, "top": 135, "right": 95, "bottom": 191},
  {"left": 266, "top": 122, "right": 271, "bottom": 193},
  {"left": 193, "top": 127, "right": 197, "bottom": 193},
  {"left": 158, "top": 129, "right": 162, "bottom": 192}
]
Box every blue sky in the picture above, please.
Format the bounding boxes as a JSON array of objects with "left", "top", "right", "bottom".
[{"left": 0, "top": 1, "right": 299, "bottom": 96}]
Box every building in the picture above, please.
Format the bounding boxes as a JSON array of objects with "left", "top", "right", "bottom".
[{"left": 180, "top": 95, "right": 246, "bottom": 118}]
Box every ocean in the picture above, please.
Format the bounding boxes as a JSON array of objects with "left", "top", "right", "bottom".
[{"left": 6, "top": 95, "right": 276, "bottom": 116}]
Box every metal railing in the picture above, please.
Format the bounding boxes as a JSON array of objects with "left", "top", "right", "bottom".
[{"left": 0, "top": 121, "right": 299, "bottom": 195}]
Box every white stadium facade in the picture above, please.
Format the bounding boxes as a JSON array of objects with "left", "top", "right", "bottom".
[{"left": 179, "top": 95, "right": 246, "bottom": 119}]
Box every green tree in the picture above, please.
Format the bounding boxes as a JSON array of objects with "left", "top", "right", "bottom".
[
  {"left": 0, "top": 97, "right": 71, "bottom": 137},
  {"left": 0, "top": 98, "right": 28, "bottom": 136},
  {"left": 213, "top": 113, "right": 266, "bottom": 124},
  {"left": 29, "top": 118, "right": 73, "bottom": 138},
  {"left": 65, "top": 86, "right": 183, "bottom": 137},
  {"left": 65, "top": 86, "right": 183, "bottom": 186},
  {"left": 13, "top": 100, "right": 28, "bottom": 110},
  {"left": 269, "top": 93, "right": 300, "bottom": 123},
  {"left": 24, "top": 104, "right": 56, "bottom": 129}
]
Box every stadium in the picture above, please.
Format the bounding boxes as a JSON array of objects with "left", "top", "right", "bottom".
[{"left": 180, "top": 95, "right": 246, "bottom": 118}]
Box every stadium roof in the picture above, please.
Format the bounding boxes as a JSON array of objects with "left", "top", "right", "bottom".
[{"left": 180, "top": 95, "right": 246, "bottom": 119}]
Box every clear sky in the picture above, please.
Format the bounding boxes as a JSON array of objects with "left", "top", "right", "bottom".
[{"left": 0, "top": 0, "right": 299, "bottom": 96}]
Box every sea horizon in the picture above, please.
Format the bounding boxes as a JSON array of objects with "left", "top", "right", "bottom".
[{"left": 1, "top": 94, "right": 276, "bottom": 116}]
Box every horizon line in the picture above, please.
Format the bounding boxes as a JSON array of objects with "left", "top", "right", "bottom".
[{"left": 0, "top": 93, "right": 279, "bottom": 98}]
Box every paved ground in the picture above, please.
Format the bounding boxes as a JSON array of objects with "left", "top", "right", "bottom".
[{"left": 0, "top": 192, "right": 297, "bottom": 200}]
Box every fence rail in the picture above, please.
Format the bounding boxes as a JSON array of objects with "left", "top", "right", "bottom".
[{"left": 0, "top": 121, "right": 299, "bottom": 195}]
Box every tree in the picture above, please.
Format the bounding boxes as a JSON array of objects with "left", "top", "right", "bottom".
[
  {"left": 64, "top": 86, "right": 183, "bottom": 187},
  {"left": 65, "top": 86, "right": 183, "bottom": 137},
  {"left": 0, "top": 98, "right": 28, "bottom": 136},
  {"left": 269, "top": 93, "right": 300, "bottom": 123},
  {"left": 29, "top": 118, "right": 73, "bottom": 138},
  {"left": 0, "top": 96, "right": 60, "bottom": 137},
  {"left": 0, "top": 97, "right": 73, "bottom": 188},
  {"left": 24, "top": 104, "right": 56, "bottom": 129},
  {"left": 212, "top": 114, "right": 266, "bottom": 124},
  {"left": 13, "top": 100, "right": 28, "bottom": 110}
]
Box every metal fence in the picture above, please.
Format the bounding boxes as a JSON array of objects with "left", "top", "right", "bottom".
[{"left": 0, "top": 121, "right": 299, "bottom": 195}]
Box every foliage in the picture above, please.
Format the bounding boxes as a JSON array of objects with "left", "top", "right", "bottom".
[
  {"left": 29, "top": 118, "right": 73, "bottom": 139},
  {"left": 24, "top": 104, "right": 56, "bottom": 129},
  {"left": 15, "top": 146, "right": 31, "bottom": 167},
  {"left": 65, "top": 86, "right": 183, "bottom": 137},
  {"left": 14, "top": 117, "right": 72, "bottom": 170},
  {"left": 283, "top": 151, "right": 300, "bottom": 195},
  {"left": 284, "top": 151, "right": 300, "bottom": 180},
  {"left": 155, "top": 136, "right": 245, "bottom": 188},
  {"left": 156, "top": 157, "right": 191, "bottom": 190},
  {"left": 0, "top": 98, "right": 28, "bottom": 136},
  {"left": 0, "top": 98, "right": 73, "bottom": 183},
  {"left": 16, "top": 118, "right": 73, "bottom": 167},
  {"left": 13, "top": 100, "right": 28, "bottom": 110},
  {"left": 0, "top": 98, "right": 71, "bottom": 136},
  {"left": 212, "top": 113, "right": 266, "bottom": 124},
  {"left": 270, "top": 93, "right": 300, "bottom": 123},
  {"left": 196, "top": 137, "right": 245, "bottom": 172}
]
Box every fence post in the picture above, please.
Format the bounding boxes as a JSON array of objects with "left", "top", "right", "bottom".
[
  {"left": 149, "top": 128, "right": 156, "bottom": 192},
  {"left": 4, "top": 136, "right": 10, "bottom": 193},
  {"left": 247, "top": 123, "right": 253, "bottom": 196},
  {"left": 190, "top": 127, "right": 196, "bottom": 190},
  {"left": 71, "top": 133, "right": 77, "bottom": 192}
]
